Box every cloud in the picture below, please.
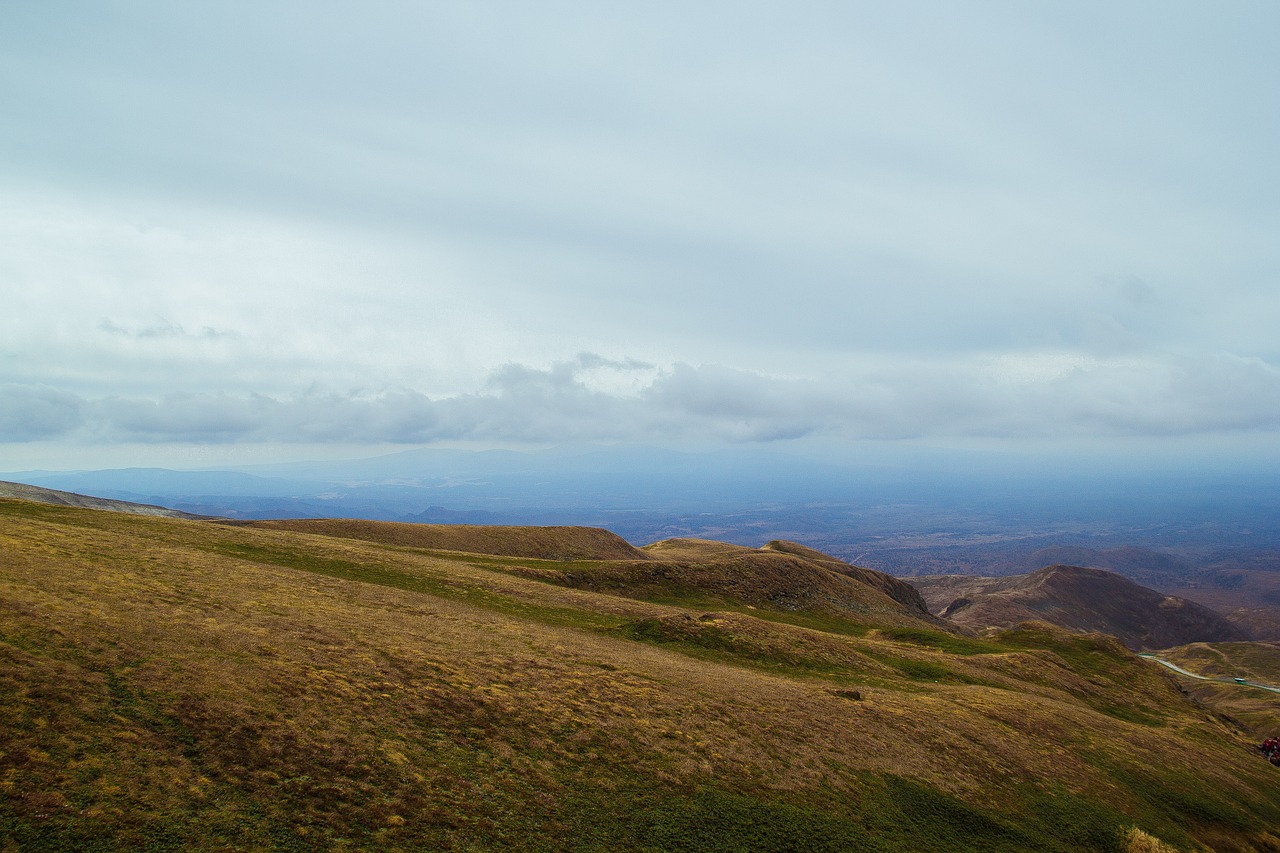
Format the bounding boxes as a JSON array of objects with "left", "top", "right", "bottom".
[
  {"left": 99, "top": 319, "right": 235, "bottom": 340},
  {"left": 5, "top": 352, "right": 1278, "bottom": 448},
  {"left": 0, "top": 385, "right": 85, "bottom": 441},
  {"left": 3, "top": 4, "right": 1279, "bottom": 472}
]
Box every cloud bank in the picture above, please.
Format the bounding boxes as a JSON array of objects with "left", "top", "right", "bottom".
[{"left": 5, "top": 352, "right": 1278, "bottom": 448}]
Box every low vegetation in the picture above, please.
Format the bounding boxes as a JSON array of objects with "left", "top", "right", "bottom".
[
  {"left": 3, "top": 499, "right": 1280, "bottom": 851},
  {"left": 1151, "top": 642, "right": 1280, "bottom": 740}
]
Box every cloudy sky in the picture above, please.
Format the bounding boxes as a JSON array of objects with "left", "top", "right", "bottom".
[{"left": 3, "top": 2, "right": 1278, "bottom": 471}]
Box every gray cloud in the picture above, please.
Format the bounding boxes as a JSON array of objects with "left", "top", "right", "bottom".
[
  {"left": 5, "top": 353, "right": 1278, "bottom": 448},
  {"left": 0, "top": 385, "right": 84, "bottom": 441},
  {"left": 99, "top": 319, "right": 235, "bottom": 340}
]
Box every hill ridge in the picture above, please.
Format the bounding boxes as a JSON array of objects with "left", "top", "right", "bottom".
[
  {"left": 234, "top": 517, "right": 650, "bottom": 561},
  {"left": 0, "top": 479, "right": 208, "bottom": 519},
  {"left": 915, "top": 563, "right": 1247, "bottom": 650}
]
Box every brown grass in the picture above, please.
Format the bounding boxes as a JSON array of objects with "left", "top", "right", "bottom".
[
  {"left": 1121, "top": 826, "right": 1180, "bottom": 852},
  {"left": 238, "top": 517, "right": 650, "bottom": 560},
  {"left": 1153, "top": 641, "right": 1280, "bottom": 739},
  {"left": 3, "top": 498, "right": 1280, "bottom": 850}
]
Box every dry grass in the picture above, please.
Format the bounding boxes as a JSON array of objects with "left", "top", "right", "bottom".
[
  {"left": 1153, "top": 642, "right": 1280, "bottom": 739},
  {"left": 238, "top": 518, "right": 649, "bottom": 560},
  {"left": 3, "top": 499, "right": 1280, "bottom": 851},
  {"left": 1121, "top": 826, "right": 1181, "bottom": 852}
]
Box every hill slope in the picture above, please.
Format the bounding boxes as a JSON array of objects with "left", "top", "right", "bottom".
[
  {"left": 235, "top": 524, "right": 944, "bottom": 632},
  {"left": 1149, "top": 641, "right": 1280, "bottom": 740},
  {"left": 0, "top": 479, "right": 206, "bottom": 519},
  {"left": 237, "top": 517, "right": 649, "bottom": 561},
  {"left": 522, "top": 536, "right": 948, "bottom": 631},
  {"left": 914, "top": 565, "right": 1247, "bottom": 650},
  {"left": 4, "top": 499, "right": 1280, "bottom": 851}
]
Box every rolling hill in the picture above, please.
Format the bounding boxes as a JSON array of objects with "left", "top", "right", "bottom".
[
  {"left": 4, "top": 498, "right": 1280, "bottom": 851},
  {"left": 235, "top": 517, "right": 650, "bottom": 561},
  {"left": 913, "top": 565, "right": 1247, "bottom": 651}
]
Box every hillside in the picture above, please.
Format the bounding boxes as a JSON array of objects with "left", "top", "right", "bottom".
[
  {"left": 4, "top": 499, "right": 1280, "bottom": 851},
  {"left": 509, "top": 536, "right": 945, "bottom": 631},
  {"left": 230, "top": 525, "right": 943, "bottom": 633},
  {"left": 0, "top": 479, "right": 205, "bottom": 520},
  {"left": 914, "top": 565, "right": 1247, "bottom": 650},
  {"left": 762, "top": 539, "right": 933, "bottom": 612},
  {"left": 1150, "top": 642, "right": 1280, "bottom": 740},
  {"left": 237, "top": 518, "right": 650, "bottom": 561}
]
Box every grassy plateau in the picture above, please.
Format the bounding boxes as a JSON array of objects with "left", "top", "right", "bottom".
[{"left": 3, "top": 499, "right": 1280, "bottom": 851}]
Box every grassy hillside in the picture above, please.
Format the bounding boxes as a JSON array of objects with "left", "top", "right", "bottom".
[
  {"left": 488, "top": 535, "right": 949, "bottom": 633},
  {"left": 1153, "top": 642, "right": 1280, "bottom": 740},
  {"left": 3, "top": 499, "right": 1280, "bottom": 851},
  {"left": 239, "top": 518, "right": 650, "bottom": 562}
]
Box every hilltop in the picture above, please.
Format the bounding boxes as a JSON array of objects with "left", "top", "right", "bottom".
[
  {"left": 231, "top": 522, "right": 942, "bottom": 631},
  {"left": 4, "top": 498, "right": 1280, "bottom": 851},
  {"left": 236, "top": 518, "right": 649, "bottom": 561},
  {"left": 913, "top": 565, "right": 1246, "bottom": 651}
]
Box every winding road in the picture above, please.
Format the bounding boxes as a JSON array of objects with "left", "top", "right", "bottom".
[{"left": 1138, "top": 654, "right": 1280, "bottom": 695}]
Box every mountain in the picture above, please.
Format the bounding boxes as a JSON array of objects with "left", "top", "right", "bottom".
[
  {"left": 546, "top": 536, "right": 942, "bottom": 629},
  {"left": 5, "top": 497, "right": 1280, "bottom": 851},
  {"left": 913, "top": 565, "right": 1248, "bottom": 650}
]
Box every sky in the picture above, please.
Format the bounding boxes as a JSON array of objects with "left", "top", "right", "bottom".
[{"left": 2, "top": 1, "right": 1279, "bottom": 472}]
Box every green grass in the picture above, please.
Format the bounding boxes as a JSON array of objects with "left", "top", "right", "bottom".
[
  {"left": 1078, "top": 754, "right": 1268, "bottom": 848},
  {"left": 616, "top": 617, "right": 851, "bottom": 680},
  {"left": 998, "top": 626, "right": 1132, "bottom": 680},
  {"left": 731, "top": 607, "right": 874, "bottom": 639},
  {"left": 551, "top": 773, "right": 1138, "bottom": 853},
  {"left": 199, "top": 541, "right": 620, "bottom": 632},
  {"left": 874, "top": 626, "right": 1004, "bottom": 656}
]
